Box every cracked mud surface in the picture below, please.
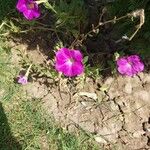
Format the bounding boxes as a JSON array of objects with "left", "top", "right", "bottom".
[{"left": 23, "top": 72, "right": 150, "bottom": 150}]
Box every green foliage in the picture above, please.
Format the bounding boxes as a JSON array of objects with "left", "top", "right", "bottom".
[
  {"left": 47, "top": 0, "right": 87, "bottom": 38},
  {"left": 109, "top": 0, "right": 148, "bottom": 15},
  {"left": 0, "top": 0, "right": 16, "bottom": 20},
  {"left": 108, "top": 0, "right": 150, "bottom": 57},
  {"left": 109, "top": 0, "right": 150, "bottom": 42},
  {"left": 130, "top": 39, "right": 150, "bottom": 58}
]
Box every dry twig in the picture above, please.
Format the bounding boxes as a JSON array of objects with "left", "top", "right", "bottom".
[{"left": 70, "top": 9, "right": 145, "bottom": 48}]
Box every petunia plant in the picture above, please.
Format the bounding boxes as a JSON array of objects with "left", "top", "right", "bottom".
[{"left": 15, "top": 0, "right": 146, "bottom": 81}]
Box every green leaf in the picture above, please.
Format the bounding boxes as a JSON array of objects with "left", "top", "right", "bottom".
[{"left": 83, "top": 56, "right": 89, "bottom": 64}]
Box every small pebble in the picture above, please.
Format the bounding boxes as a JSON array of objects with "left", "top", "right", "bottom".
[
  {"left": 94, "top": 136, "right": 107, "bottom": 144},
  {"left": 124, "top": 83, "right": 132, "bottom": 94}
]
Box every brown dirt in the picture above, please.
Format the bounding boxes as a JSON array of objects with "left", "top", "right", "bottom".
[{"left": 11, "top": 40, "right": 150, "bottom": 150}]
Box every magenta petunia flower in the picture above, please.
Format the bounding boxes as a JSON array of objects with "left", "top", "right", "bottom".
[
  {"left": 55, "top": 48, "right": 84, "bottom": 77},
  {"left": 16, "top": 0, "right": 40, "bottom": 20},
  {"left": 17, "top": 75, "right": 28, "bottom": 85},
  {"left": 117, "top": 55, "right": 144, "bottom": 76}
]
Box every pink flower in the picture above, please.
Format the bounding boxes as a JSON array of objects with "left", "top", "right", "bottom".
[
  {"left": 17, "top": 75, "right": 28, "bottom": 85},
  {"left": 55, "top": 48, "right": 84, "bottom": 77},
  {"left": 117, "top": 55, "right": 144, "bottom": 76},
  {"left": 16, "top": 0, "right": 40, "bottom": 20}
]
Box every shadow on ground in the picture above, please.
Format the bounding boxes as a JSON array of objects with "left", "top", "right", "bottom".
[{"left": 0, "top": 102, "right": 22, "bottom": 150}]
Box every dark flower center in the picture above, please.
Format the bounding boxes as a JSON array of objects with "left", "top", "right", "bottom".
[
  {"left": 67, "top": 58, "right": 74, "bottom": 65},
  {"left": 27, "top": 2, "right": 35, "bottom": 9},
  {"left": 69, "top": 58, "right": 74, "bottom": 63},
  {"left": 126, "top": 60, "right": 134, "bottom": 68}
]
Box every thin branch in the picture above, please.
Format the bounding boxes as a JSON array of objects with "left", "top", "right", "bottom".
[{"left": 71, "top": 9, "right": 145, "bottom": 48}]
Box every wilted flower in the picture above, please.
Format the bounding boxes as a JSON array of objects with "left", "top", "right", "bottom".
[
  {"left": 17, "top": 64, "right": 32, "bottom": 85},
  {"left": 18, "top": 75, "right": 28, "bottom": 84},
  {"left": 55, "top": 48, "right": 84, "bottom": 77},
  {"left": 117, "top": 55, "right": 144, "bottom": 76},
  {"left": 16, "top": 0, "right": 40, "bottom": 20}
]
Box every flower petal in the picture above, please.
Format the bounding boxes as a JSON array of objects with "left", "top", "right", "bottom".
[
  {"left": 128, "top": 55, "right": 140, "bottom": 62},
  {"left": 118, "top": 64, "right": 133, "bottom": 76},
  {"left": 72, "top": 62, "right": 84, "bottom": 76},
  {"left": 18, "top": 75, "right": 28, "bottom": 84},
  {"left": 117, "top": 57, "right": 128, "bottom": 66},
  {"left": 16, "top": 3, "right": 27, "bottom": 12},
  {"left": 55, "top": 61, "right": 73, "bottom": 77},
  {"left": 132, "top": 61, "right": 144, "bottom": 72},
  {"left": 55, "top": 48, "right": 70, "bottom": 64},
  {"left": 62, "top": 48, "right": 72, "bottom": 57},
  {"left": 71, "top": 50, "right": 83, "bottom": 62},
  {"left": 23, "top": 9, "right": 40, "bottom": 20}
]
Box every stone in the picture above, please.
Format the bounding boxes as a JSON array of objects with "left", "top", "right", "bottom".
[
  {"left": 94, "top": 136, "right": 107, "bottom": 144},
  {"left": 133, "top": 130, "right": 145, "bottom": 138},
  {"left": 124, "top": 82, "right": 132, "bottom": 94}
]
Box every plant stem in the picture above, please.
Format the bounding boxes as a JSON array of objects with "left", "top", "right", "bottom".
[
  {"left": 70, "top": 9, "right": 145, "bottom": 48},
  {"left": 25, "top": 64, "right": 32, "bottom": 77},
  {"left": 44, "top": 2, "right": 57, "bottom": 14}
]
